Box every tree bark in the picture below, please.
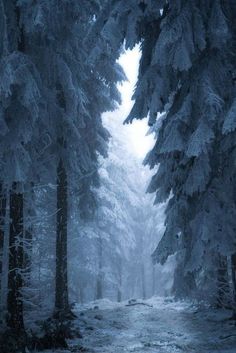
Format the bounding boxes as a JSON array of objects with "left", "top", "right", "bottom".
[
  {"left": 172, "top": 228, "right": 196, "bottom": 299},
  {"left": 0, "top": 183, "right": 6, "bottom": 302},
  {"left": 141, "top": 263, "right": 146, "bottom": 300},
  {"left": 117, "top": 259, "right": 122, "bottom": 302},
  {"left": 23, "top": 183, "right": 34, "bottom": 285},
  {"left": 152, "top": 264, "right": 156, "bottom": 296},
  {"left": 172, "top": 252, "right": 196, "bottom": 299},
  {"left": 231, "top": 253, "right": 236, "bottom": 314},
  {"left": 117, "top": 288, "right": 122, "bottom": 303},
  {"left": 96, "top": 276, "right": 103, "bottom": 300},
  {"left": 96, "top": 234, "right": 103, "bottom": 300},
  {"left": 7, "top": 182, "right": 25, "bottom": 332},
  {"left": 55, "top": 159, "right": 70, "bottom": 314}
]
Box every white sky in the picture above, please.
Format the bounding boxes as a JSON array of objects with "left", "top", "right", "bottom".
[{"left": 116, "top": 45, "right": 154, "bottom": 159}]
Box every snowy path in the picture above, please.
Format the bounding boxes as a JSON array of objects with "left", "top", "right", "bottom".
[{"left": 67, "top": 298, "right": 236, "bottom": 353}]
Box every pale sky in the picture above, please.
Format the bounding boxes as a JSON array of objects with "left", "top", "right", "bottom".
[{"left": 117, "top": 45, "right": 154, "bottom": 159}]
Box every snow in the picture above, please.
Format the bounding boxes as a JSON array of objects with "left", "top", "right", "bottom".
[
  {"left": 74, "top": 298, "right": 123, "bottom": 312},
  {"left": 40, "top": 297, "right": 236, "bottom": 353}
]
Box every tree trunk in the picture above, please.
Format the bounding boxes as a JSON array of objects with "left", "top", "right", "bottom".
[
  {"left": 152, "top": 264, "right": 156, "bottom": 296},
  {"left": 231, "top": 253, "right": 236, "bottom": 315},
  {"left": 96, "top": 234, "right": 103, "bottom": 300},
  {"left": 6, "top": 1, "right": 26, "bottom": 333},
  {"left": 55, "top": 159, "right": 70, "bottom": 315},
  {"left": 172, "top": 252, "right": 196, "bottom": 299},
  {"left": 217, "top": 255, "right": 230, "bottom": 308},
  {"left": 7, "top": 182, "right": 25, "bottom": 332},
  {"left": 0, "top": 194, "right": 9, "bottom": 321},
  {"left": 23, "top": 228, "right": 32, "bottom": 283},
  {"left": 23, "top": 183, "right": 34, "bottom": 285},
  {"left": 0, "top": 183, "right": 6, "bottom": 304},
  {"left": 96, "top": 277, "right": 103, "bottom": 300},
  {"left": 117, "top": 288, "right": 122, "bottom": 303},
  {"left": 141, "top": 263, "right": 146, "bottom": 300},
  {"left": 172, "top": 229, "right": 196, "bottom": 299},
  {"left": 117, "top": 259, "right": 122, "bottom": 302}
]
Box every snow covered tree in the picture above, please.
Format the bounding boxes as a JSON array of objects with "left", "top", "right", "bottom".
[
  {"left": 0, "top": 0, "right": 42, "bottom": 338},
  {"left": 0, "top": 2, "right": 46, "bottom": 351},
  {"left": 94, "top": 0, "right": 236, "bottom": 306},
  {"left": 19, "top": 0, "right": 120, "bottom": 321},
  {"left": 0, "top": 184, "right": 6, "bottom": 312},
  {"left": 0, "top": 1, "right": 123, "bottom": 350}
]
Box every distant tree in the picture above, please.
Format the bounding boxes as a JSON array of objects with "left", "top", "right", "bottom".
[
  {"left": 82, "top": 111, "right": 164, "bottom": 302},
  {"left": 95, "top": 0, "right": 236, "bottom": 306},
  {"left": 19, "top": 0, "right": 124, "bottom": 324}
]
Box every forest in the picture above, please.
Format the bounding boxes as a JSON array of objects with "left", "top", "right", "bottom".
[{"left": 0, "top": 1, "right": 236, "bottom": 353}]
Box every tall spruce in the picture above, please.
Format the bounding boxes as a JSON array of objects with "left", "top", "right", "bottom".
[
  {"left": 0, "top": 2, "right": 42, "bottom": 350},
  {"left": 19, "top": 0, "right": 124, "bottom": 321},
  {"left": 0, "top": 183, "right": 6, "bottom": 304},
  {"left": 95, "top": 0, "right": 236, "bottom": 305}
]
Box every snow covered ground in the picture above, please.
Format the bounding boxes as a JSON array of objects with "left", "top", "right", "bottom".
[{"left": 42, "top": 297, "right": 236, "bottom": 353}]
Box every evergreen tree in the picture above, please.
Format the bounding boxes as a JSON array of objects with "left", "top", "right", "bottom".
[
  {"left": 0, "top": 2, "right": 45, "bottom": 351},
  {"left": 0, "top": 183, "right": 6, "bottom": 313},
  {"left": 19, "top": 0, "right": 124, "bottom": 330},
  {"left": 96, "top": 0, "right": 236, "bottom": 305}
]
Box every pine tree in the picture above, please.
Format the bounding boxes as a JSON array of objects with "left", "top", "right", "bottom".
[
  {"left": 23, "top": 182, "right": 34, "bottom": 286},
  {"left": 95, "top": 232, "right": 103, "bottom": 300},
  {"left": 96, "top": 0, "right": 236, "bottom": 304},
  {"left": 7, "top": 183, "right": 24, "bottom": 333},
  {"left": 19, "top": 0, "right": 124, "bottom": 324},
  {"left": 55, "top": 158, "right": 70, "bottom": 315},
  {"left": 0, "top": 183, "right": 6, "bottom": 314},
  {"left": 0, "top": 1, "right": 124, "bottom": 348},
  {"left": 0, "top": 1, "right": 43, "bottom": 350}
]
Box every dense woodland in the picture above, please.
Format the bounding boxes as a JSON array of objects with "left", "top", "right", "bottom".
[{"left": 0, "top": 1, "right": 236, "bottom": 352}]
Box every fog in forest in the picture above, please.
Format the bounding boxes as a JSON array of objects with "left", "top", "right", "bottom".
[
  {"left": 1, "top": 2, "right": 236, "bottom": 353},
  {"left": 67, "top": 46, "right": 173, "bottom": 305}
]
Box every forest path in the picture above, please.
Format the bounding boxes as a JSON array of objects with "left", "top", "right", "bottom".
[{"left": 65, "top": 297, "right": 236, "bottom": 353}]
